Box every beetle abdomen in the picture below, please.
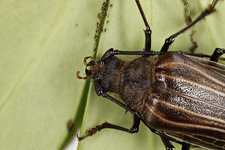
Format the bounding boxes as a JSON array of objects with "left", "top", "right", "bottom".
[{"left": 142, "top": 52, "right": 225, "bottom": 149}]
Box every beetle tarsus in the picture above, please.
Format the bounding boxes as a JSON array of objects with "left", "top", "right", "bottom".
[{"left": 77, "top": 124, "right": 105, "bottom": 141}]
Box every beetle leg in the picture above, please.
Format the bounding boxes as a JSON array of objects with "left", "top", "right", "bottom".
[
  {"left": 210, "top": 48, "right": 225, "bottom": 62},
  {"left": 78, "top": 115, "right": 141, "bottom": 141},
  {"left": 175, "top": 51, "right": 225, "bottom": 61},
  {"left": 101, "top": 48, "right": 162, "bottom": 62},
  {"left": 135, "top": 0, "right": 152, "bottom": 52},
  {"left": 130, "top": 113, "right": 141, "bottom": 132},
  {"left": 141, "top": 121, "right": 183, "bottom": 148},
  {"left": 160, "top": 136, "right": 175, "bottom": 150},
  {"left": 160, "top": 0, "right": 219, "bottom": 52},
  {"left": 181, "top": 142, "right": 191, "bottom": 150},
  {"left": 101, "top": 48, "right": 225, "bottom": 62}
]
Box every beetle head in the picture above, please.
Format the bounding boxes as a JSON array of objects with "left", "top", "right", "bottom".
[
  {"left": 76, "top": 56, "right": 96, "bottom": 80},
  {"left": 85, "top": 60, "right": 95, "bottom": 77},
  {"left": 77, "top": 54, "right": 124, "bottom": 95}
]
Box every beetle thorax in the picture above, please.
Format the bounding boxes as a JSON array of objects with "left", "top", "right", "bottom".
[{"left": 117, "top": 56, "right": 155, "bottom": 110}]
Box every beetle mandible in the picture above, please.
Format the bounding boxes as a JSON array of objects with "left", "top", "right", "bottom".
[{"left": 77, "top": 0, "right": 225, "bottom": 149}]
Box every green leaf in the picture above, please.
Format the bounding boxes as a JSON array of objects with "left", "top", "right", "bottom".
[
  {"left": 0, "top": 0, "right": 102, "bottom": 149},
  {"left": 1, "top": 0, "right": 224, "bottom": 150}
]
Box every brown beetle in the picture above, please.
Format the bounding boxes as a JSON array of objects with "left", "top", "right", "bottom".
[{"left": 77, "top": 0, "right": 225, "bottom": 149}]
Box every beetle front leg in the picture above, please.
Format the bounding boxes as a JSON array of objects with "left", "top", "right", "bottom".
[{"left": 78, "top": 114, "right": 141, "bottom": 141}]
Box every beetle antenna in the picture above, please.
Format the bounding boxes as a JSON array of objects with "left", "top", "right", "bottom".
[
  {"left": 76, "top": 71, "right": 88, "bottom": 80},
  {"left": 84, "top": 56, "right": 95, "bottom": 66}
]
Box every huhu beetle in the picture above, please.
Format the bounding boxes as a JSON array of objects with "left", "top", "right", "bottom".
[{"left": 77, "top": 0, "right": 225, "bottom": 149}]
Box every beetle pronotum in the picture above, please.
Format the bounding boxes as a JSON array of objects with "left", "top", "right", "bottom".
[{"left": 77, "top": 0, "right": 225, "bottom": 149}]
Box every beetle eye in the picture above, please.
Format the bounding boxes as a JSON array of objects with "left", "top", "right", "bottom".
[
  {"left": 87, "top": 61, "right": 95, "bottom": 67},
  {"left": 85, "top": 68, "right": 92, "bottom": 76},
  {"left": 85, "top": 61, "right": 95, "bottom": 76}
]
